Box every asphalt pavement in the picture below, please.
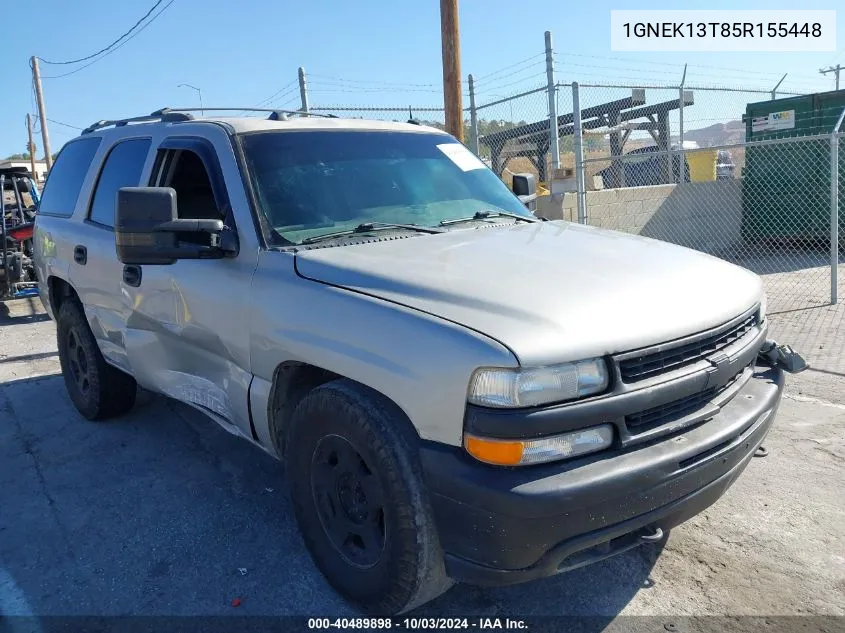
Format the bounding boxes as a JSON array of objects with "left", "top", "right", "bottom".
[{"left": 1, "top": 297, "right": 843, "bottom": 626}]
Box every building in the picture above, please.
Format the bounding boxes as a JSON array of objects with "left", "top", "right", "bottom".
[{"left": 0, "top": 159, "right": 49, "bottom": 184}]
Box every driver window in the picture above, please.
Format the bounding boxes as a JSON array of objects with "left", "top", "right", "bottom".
[{"left": 156, "top": 149, "right": 222, "bottom": 221}]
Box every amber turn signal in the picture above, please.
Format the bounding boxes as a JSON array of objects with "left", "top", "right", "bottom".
[
  {"left": 464, "top": 435, "right": 525, "bottom": 466},
  {"left": 464, "top": 425, "right": 614, "bottom": 466}
]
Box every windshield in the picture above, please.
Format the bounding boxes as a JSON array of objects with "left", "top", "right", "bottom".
[{"left": 240, "top": 130, "right": 533, "bottom": 245}]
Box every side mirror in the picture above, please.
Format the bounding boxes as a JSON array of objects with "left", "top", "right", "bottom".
[
  {"left": 115, "top": 187, "right": 226, "bottom": 265},
  {"left": 511, "top": 172, "right": 538, "bottom": 210}
]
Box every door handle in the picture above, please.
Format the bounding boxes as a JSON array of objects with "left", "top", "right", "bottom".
[
  {"left": 73, "top": 245, "right": 87, "bottom": 265},
  {"left": 123, "top": 265, "right": 142, "bottom": 287}
]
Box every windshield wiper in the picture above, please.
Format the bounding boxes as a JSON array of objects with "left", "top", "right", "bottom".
[
  {"left": 300, "top": 222, "right": 445, "bottom": 245},
  {"left": 439, "top": 210, "right": 539, "bottom": 227}
]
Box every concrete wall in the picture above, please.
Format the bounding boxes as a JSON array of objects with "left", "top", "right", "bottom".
[{"left": 536, "top": 179, "right": 744, "bottom": 258}]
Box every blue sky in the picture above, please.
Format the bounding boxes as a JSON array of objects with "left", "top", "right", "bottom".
[{"left": 1, "top": 0, "right": 842, "bottom": 157}]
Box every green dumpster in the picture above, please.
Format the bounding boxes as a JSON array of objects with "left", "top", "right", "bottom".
[{"left": 741, "top": 89, "right": 845, "bottom": 243}]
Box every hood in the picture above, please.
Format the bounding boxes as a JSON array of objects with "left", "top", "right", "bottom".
[{"left": 294, "top": 221, "right": 763, "bottom": 366}]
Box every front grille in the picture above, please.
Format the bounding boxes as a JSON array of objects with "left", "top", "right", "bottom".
[
  {"left": 619, "top": 311, "right": 758, "bottom": 383},
  {"left": 626, "top": 388, "right": 717, "bottom": 433},
  {"left": 625, "top": 369, "right": 747, "bottom": 435}
]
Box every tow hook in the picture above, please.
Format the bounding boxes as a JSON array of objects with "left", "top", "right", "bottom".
[
  {"left": 754, "top": 445, "right": 769, "bottom": 458},
  {"left": 639, "top": 527, "right": 664, "bottom": 543},
  {"left": 758, "top": 341, "right": 809, "bottom": 374}
]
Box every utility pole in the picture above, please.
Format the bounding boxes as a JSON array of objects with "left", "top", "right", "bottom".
[
  {"left": 26, "top": 114, "right": 37, "bottom": 179},
  {"left": 820, "top": 65, "right": 843, "bottom": 90},
  {"left": 544, "top": 31, "right": 560, "bottom": 173},
  {"left": 440, "top": 0, "right": 463, "bottom": 141},
  {"left": 298, "top": 67, "right": 309, "bottom": 113},
  {"left": 30, "top": 56, "right": 52, "bottom": 171}
]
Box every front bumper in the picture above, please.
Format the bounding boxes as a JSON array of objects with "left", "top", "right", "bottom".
[{"left": 420, "top": 362, "right": 784, "bottom": 586}]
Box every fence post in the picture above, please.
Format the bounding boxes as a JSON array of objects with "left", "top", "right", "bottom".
[
  {"left": 771, "top": 73, "right": 786, "bottom": 100},
  {"left": 832, "top": 130, "right": 841, "bottom": 305},
  {"left": 572, "top": 81, "right": 587, "bottom": 225},
  {"left": 545, "top": 31, "right": 560, "bottom": 174},
  {"left": 678, "top": 64, "right": 687, "bottom": 184},
  {"left": 298, "top": 67, "right": 309, "bottom": 113},
  {"left": 468, "top": 74, "right": 480, "bottom": 156}
]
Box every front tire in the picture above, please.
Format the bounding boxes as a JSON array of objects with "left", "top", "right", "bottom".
[
  {"left": 56, "top": 300, "right": 136, "bottom": 420},
  {"left": 285, "top": 379, "right": 452, "bottom": 614}
]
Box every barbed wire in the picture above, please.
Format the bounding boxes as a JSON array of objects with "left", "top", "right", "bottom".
[
  {"left": 308, "top": 74, "right": 439, "bottom": 89},
  {"left": 308, "top": 81, "right": 441, "bottom": 94}
]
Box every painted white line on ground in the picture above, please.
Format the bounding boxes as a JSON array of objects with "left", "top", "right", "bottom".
[
  {"left": 784, "top": 391, "right": 845, "bottom": 411},
  {"left": 0, "top": 568, "right": 39, "bottom": 625}
]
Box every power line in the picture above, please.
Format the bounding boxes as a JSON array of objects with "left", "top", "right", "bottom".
[
  {"left": 41, "top": 0, "right": 175, "bottom": 79},
  {"left": 556, "top": 51, "right": 794, "bottom": 79},
  {"left": 273, "top": 96, "right": 302, "bottom": 109},
  {"left": 472, "top": 53, "right": 546, "bottom": 83},
  {"left": 46, "top": 118, "right": 83, "bottom": 131},
  {"left": 38, "top": 0, "right": 165, "bottom": 65},
  {"left": 473, "top": 60, "right": 546, "bottom": 88},
  {"left": 254, "top": 80, "right": 300, "bottom": 107},
  {"left": 819, "top": 65, "right": 843, "bottom": 90}
]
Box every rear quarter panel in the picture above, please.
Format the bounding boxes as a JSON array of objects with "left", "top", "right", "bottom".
[{"left": 34, "top": 213, "right": 74, "bottom": 319}]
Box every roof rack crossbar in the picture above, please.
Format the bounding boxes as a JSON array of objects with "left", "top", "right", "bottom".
[{"left": 81, "top": 112, "right": 194, "bottom": 135}]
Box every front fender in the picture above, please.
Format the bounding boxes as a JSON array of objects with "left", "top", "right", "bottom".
[{"left": 249, "top": 250, "right": 518, "bottom": 447}]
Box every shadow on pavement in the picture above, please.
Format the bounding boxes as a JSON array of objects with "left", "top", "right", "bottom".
[
  {"left": 0, "top": 374, "right": 660, "bottom": 623},
  {"left": 0, "top": 299, "right": 51, "bottom": 326}
]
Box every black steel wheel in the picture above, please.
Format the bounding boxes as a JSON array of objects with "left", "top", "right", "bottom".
[
  {"left": 310, "top": 434, "right": 386, "bottom": 568},
  {"left": 284, "top": 379, "right": 452, "bottom": 614},
  {"left": 65, "top": 324, "right": 92, "bottom": 398},
  {"left": 56, "top": 299, "right": 136, "bottom": 420}
]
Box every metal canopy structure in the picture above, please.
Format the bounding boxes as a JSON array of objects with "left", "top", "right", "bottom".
[{"left": 479, "top": 89, "right": 694, "bottom": 183}]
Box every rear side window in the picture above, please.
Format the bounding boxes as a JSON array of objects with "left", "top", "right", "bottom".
[
  {"left": 37, "top": 137, "right": 101, "bottom": 217},
  {"left": 88, "top": 138, "right": 151, "bottom": 227}
]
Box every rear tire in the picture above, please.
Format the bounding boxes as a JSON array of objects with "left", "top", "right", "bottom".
[
  {"left": 284, "top": 379, "right": 453, "bottom": 614},
  {"left": 56, "top": 300, "right": 136, "bottom": 420}
]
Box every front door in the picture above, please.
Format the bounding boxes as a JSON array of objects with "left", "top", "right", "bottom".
[{"left": 120, "top": 130, "right": 258, "bottom": 440}]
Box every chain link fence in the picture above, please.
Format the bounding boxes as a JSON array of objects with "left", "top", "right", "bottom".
[
  {"left": 576, "top": 136, "right": 841, "bottom": 315},
  {"left": 470, "top": 86, "right": 554, "bottom": 189}
]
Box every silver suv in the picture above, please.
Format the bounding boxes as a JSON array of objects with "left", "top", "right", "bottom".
[{"left": 33, "top": 108, "right": 800, "bottom": 614}]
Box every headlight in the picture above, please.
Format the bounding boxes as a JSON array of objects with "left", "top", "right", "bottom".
[
  {"left": 468, "top": 358, "right": 609, "bottom": 408},
  {"left": 759, "top": 293, "right": 767, "bottom": 323},
  {"left": 464, "top": 425, "right": 614, "bottom": 466}
]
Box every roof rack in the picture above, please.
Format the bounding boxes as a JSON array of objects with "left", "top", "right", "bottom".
[
  {"left": 81, "top": 106, "right": 338, "bottom": 135},
  {"left": 152, "top": 107, "right": 338, "bottom": 119}
]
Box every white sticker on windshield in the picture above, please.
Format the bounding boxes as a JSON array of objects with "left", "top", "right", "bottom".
[{"left": 437, "top": 143, "right": 486, "bottom": 172}]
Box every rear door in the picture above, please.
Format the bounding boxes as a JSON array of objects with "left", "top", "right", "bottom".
[
  {"left": 68, "top": 136, "right": 153, "bottom": 372},
  {"left": 34, "top": 137, "right": 101, "bottom": 314}
]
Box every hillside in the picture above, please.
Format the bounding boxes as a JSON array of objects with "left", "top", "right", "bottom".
[{"left": 676, "top": 120, "right": 745, "bottom": 147}]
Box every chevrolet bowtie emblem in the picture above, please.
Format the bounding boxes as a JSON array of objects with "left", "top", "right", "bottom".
[{"left": 704, "top": 351, "right": 733, "bottom": 390}]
